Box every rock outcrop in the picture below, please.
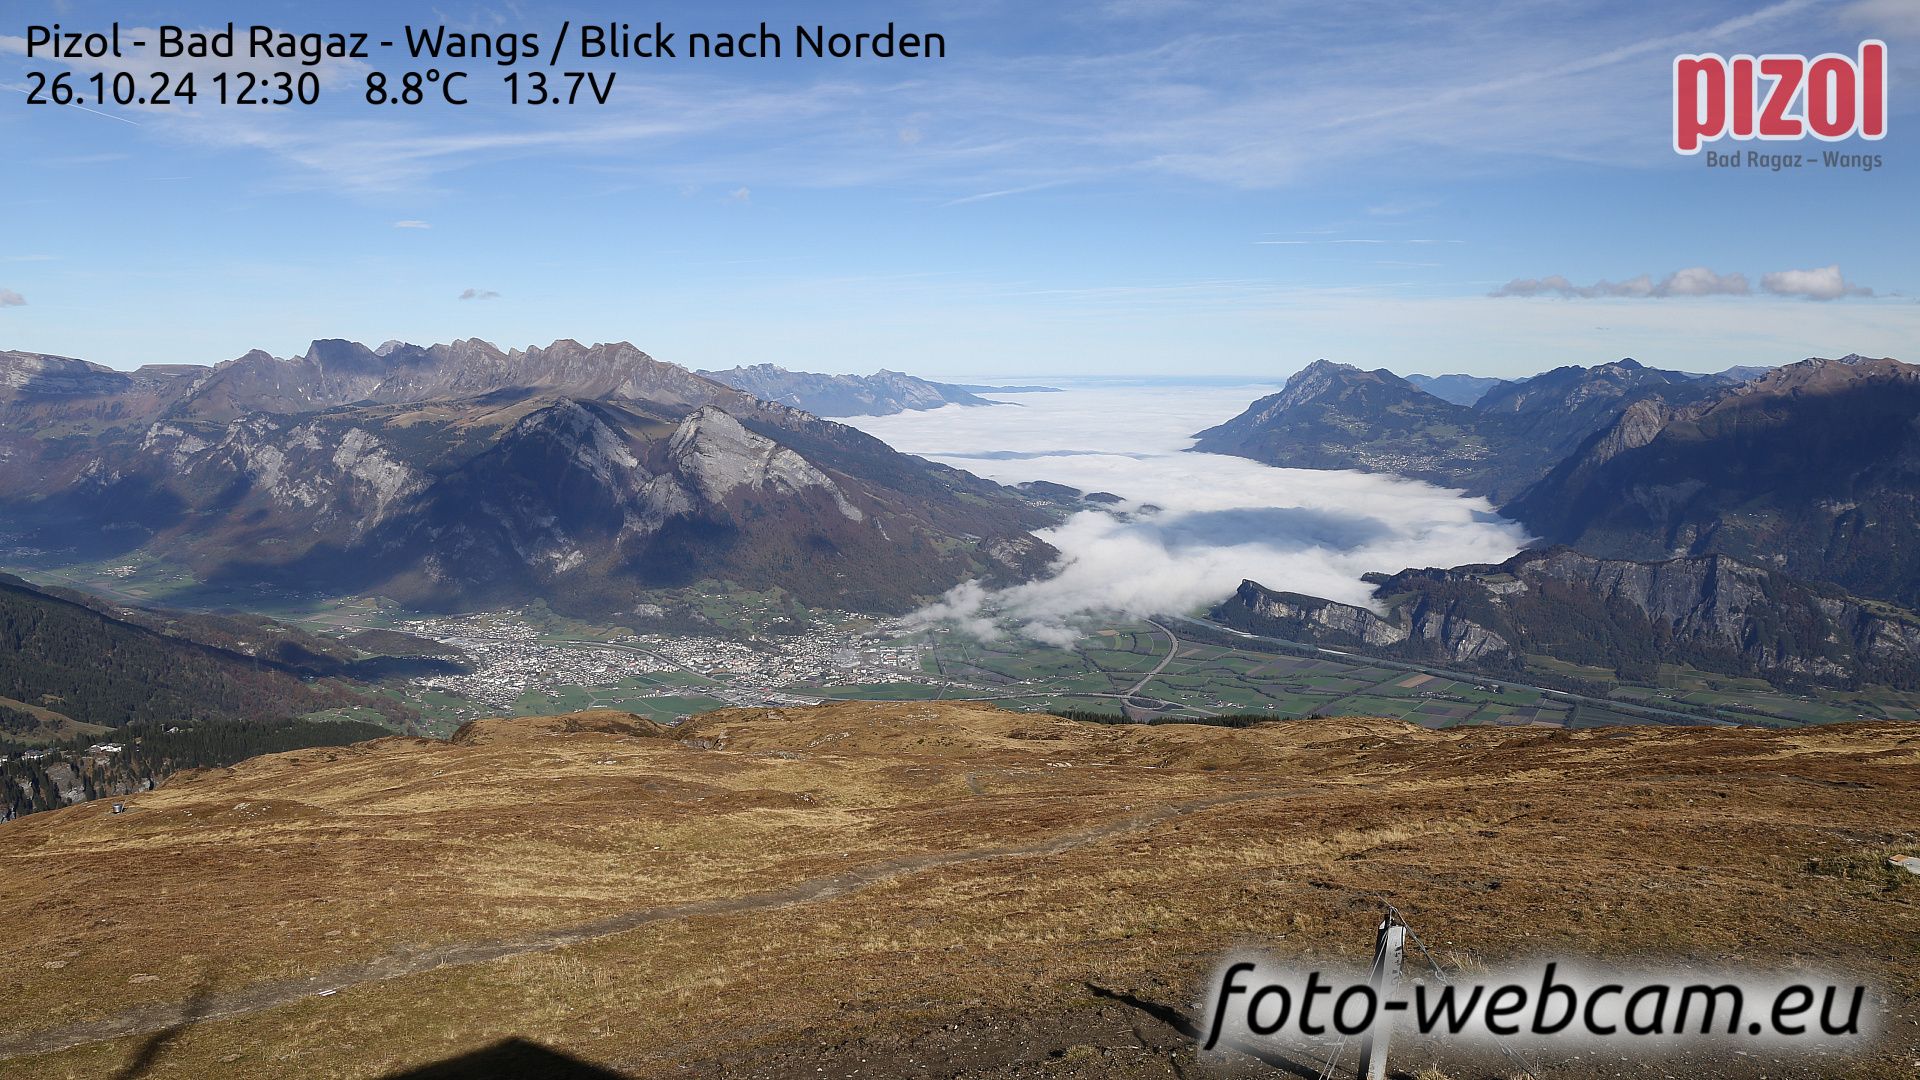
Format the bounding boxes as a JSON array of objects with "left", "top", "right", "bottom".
[{"left": 1222, "top": 546, "right": 1920, "bottom": 689}]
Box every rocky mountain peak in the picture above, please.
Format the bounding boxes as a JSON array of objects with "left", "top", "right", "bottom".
[
  {"left": 1288, "top": 358, "right": 1360, "bottom": 383},
  {"left": 1267, "top": 359, "right": 1382, "bottom": 409},
  {"left": 300, "top": 338, "right": 383, "bottom": 368},
  {"left": 666, "top": 406, "right": 860, "bottom": 520}
]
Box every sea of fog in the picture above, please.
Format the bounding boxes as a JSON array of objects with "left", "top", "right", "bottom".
[{"left": 845, "top": 382, "right": 1530, "bottom": 645}]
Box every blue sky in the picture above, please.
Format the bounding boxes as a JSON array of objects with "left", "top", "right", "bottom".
[{"left": 1, "top": 0, "right": 1914, "bottom": 378}]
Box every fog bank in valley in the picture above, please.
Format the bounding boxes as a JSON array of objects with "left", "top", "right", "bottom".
[{"left": 848, "top": 383, "right": 1530, "bottom": 644}]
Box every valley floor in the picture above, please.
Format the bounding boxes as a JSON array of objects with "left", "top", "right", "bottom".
[{"left": 18, "top": 558, "right": 1920, "bottom": 737}]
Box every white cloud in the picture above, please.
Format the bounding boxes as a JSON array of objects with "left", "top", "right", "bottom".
[
  {"left": 1492, "top": 264, "right": 1872, "bottom": 303},
  {"left": 728, "top": 187, "right": 752, "bottom": 203},
  {"left": 392, "top": 220, "right": 432, "bottom": 230},
  {"left": 0, "top": 289, "right": 24, "bottom": 307},
  {"left": 1760, "top": 265, "right": 1873, "bottom": 301},
  {"left": 1493, "top": 267, "right": 1750, "bottom": 299},
  {"left": 458, "top": 288, "right": 500, "bottom": 301},
  {"left": 1660, "top": 266, "right": 1753, "bottom": 297},
  {"left": 848, "top": 385, "right": 1528, "bottom": 644}
]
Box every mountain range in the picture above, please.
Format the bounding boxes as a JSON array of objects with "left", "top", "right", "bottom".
[
  {"left": 1403, "top": 372, "right": 1508, "bottom": 406},
  {"left": 697, "top": 363, "right": 998, "bottom": 416},
  {"left": 1192, "top": 357, "right": 1728, "bottom": 501},
  {"left": 1200, "top": 352, "right": 1920, "bottom": 681},
  {"left": 11, "top": 335, "right": 1920, "bottom": 687},
  {"left": 0, "top": 340, "right": 1059, "bottom": 615},
  {"left": 1506, "top": 355, "right": 1920, "bottom": 608},
  {"left": 1197, "top": 353, "right": 1920, "bottom": 600}
]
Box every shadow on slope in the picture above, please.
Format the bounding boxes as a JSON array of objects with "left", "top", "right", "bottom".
[{"left": 383, "top": 1038, "right": 629, "bottom": 1080}]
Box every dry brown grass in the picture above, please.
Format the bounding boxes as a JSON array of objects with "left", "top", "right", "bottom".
[{"left": 0, "top": 704, "right": 1914, "bottom": 1078}]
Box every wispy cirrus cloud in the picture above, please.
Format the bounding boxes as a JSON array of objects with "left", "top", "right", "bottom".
[
  {"left": 1366, "top": 198, "right": 1440, "bottom": 217},
  {"left": 1258, "top": 239, "right": 1464, "bottom": 246},
  {"left": 940, "top": 181, "right": 1072, "bottom": 207},
  {"left": 458, "top": 288, "right": 500, "bottom": 301},
  {"left": 0, "top": 1, "right": 1834, "bottom": 196}
]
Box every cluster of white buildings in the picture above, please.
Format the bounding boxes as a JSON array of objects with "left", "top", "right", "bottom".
[
  {"left": 397, "top": 613, "right": 673, "bottom": 709},
  {"left": 632, "top": 625, "right": 921, "bottom": 686},
  {"left": 394, "top": 611, "right": 934, "bottom": 711}
]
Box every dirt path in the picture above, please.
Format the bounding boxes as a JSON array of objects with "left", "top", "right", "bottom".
[{"left": 0, "top": 788, "right": 1288, "bottom": 1064}]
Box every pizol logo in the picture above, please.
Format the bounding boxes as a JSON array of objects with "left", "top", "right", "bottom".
[{"left": 1673, "top": 40, "right": 1887, "bottom": 154}]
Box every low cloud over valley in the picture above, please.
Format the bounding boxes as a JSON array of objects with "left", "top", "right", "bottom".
[{"left": 851, "top": 384, "right": 1529, "bottom": 644}]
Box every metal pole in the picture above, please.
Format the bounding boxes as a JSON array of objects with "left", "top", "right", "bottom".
[{"left": 1358, "top": 911, "right": 1405, "bottom": 1080}]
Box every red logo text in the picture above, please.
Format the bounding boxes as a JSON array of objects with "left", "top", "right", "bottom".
[{"left": 1674, "top": 41, "right": 1887, "bottom": 154}]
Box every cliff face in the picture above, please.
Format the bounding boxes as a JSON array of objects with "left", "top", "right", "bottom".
[
  {"left": 1222, "top": 547, "right": 1920, "bottom": 689},
  {"left": 1229, "top": 581, "right": 1411, "bottom": 647},
  {"left": 1226, "top": 580, "right": 1511, "bottom": 662}
]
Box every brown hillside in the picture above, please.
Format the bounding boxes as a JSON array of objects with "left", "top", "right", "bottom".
[{"left": 0, "top": 703, "right": 1914, "bottom": 1078}]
